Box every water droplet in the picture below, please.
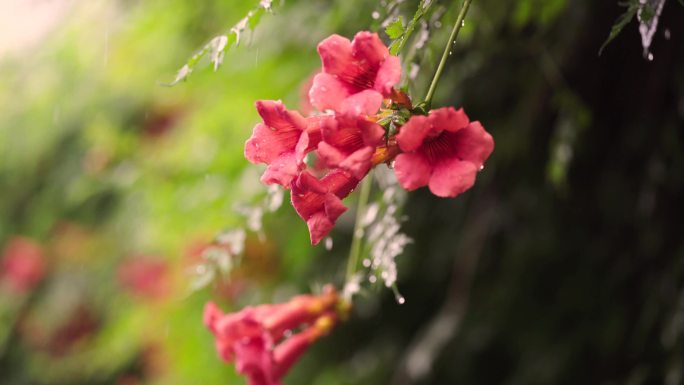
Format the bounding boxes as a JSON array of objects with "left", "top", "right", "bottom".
[
  {"left": 362, "top": 258, "right": 371, "bottom": 267},
  {"left": 479, "top": 165, "right": 484, "bottom": 171},
  {"left": 325, "top": 237, "right": 333, "bottom": 250},
  {"left": 369, "top": 275, "right": 377, "bottom": 283},
  {"left": 283, "top": 329, "right": 293, "bottom": 338},
  {"left": 664, "top": 29, "right": 671, "bottom": 40},
  {"left": 396, "top": 295, "right": 405, "bottom": 304},
  {"left": 647, "top": 52, "right": 654, "bottom": 61},
  {"left": 461, "top": 20, "right": 465, "bottom": 27},
  {"left": 448, "top": 51, "right": 453, "bottom": 56},
  {"left": 371, "top": 11, "right": 380, "bottom": 20}
]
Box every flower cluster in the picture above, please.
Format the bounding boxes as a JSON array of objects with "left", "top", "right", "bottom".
[
  {"left": 204, "top": 285, "right": 342, "bottom": 385},
  {"left": 245, "top": 31, "right": 494, "bottom": 245}
]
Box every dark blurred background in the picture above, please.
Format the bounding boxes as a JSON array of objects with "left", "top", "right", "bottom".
[{"left": 0, "top": 0, "right": 682, "bottom": 384}]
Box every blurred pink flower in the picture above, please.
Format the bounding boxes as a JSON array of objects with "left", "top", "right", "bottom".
[
  {"left": 394, "top": 107, "right": 494, "bottom": 197},
  {"left": 290, "top": 170, "right": 359, "bottom": 245},
  {"left": 0, "top": 236, "right": 46, "bottom": 293},
  {"left": 117, "top": 256, "right": 171, "bottom": 300},
  {"left": 204, "top": 287, "right": 339, "bottom": 385},
  {"left": 245, "top": 100, "right": 324, "bottom": 187},
  {"left": 309, "top": 31, "right": 401, "bottom": 113},
  {"left": 317, "top": 113, "right": 385, "bottom": 179}
]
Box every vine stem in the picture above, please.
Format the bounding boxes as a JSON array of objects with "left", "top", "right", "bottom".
[
  {"left": 345, "top": 171, "right": 373, "bottom": 282},
  {"left": 424, "top": 0, "right": 474, "bottom": 108}
]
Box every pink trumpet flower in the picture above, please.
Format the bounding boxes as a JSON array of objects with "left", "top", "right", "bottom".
[
  {"left": 245, "top": 100, "right": 324, "bottom": 187},
  {"left": 394, "top": 107, "right": 494, "bottom": 198},
  {"left": 309, "top": 31, "right": 401, "bottom": 114},
  {"left": 317, "top": 113, "right": 385, "bottom": 180},
  {"left": 290, "top": 170, "right": 360, "bottom": 245},
  {"left": 204, "top": 286, "right": 339, "bottom": 385}
]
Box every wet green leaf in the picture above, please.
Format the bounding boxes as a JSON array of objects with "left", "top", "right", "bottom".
[
  {"left": 385, "top": 17, "right": 405, "bottom": 39},
  {"left": 599, "top": 0, "right": 639, "bottom": 55}
]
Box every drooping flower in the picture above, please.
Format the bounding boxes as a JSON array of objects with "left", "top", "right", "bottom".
[
  {"left": 393, "top": 107, "right": 494, "bottom": 197},
  {"left": 245, "top": 100, "right": 324, "bottom": 187},
  {"left": 204, "top": 286, "right": 340, "bottom": 385},
  {"left": 0, "top": 236, "right": 46, "bottom": 293},
  {"left": 290, "top": 170, "right": 360, "bottom": 245},
  {"left": 309, "top": 31, "right": 401, "bottom": 114},
  {"left": 317, "top": 113, "right": 385, "bottom": 180}
]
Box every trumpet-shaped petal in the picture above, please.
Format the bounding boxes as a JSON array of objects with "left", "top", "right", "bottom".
[
  {"left": 317, "top": 115, "right": 384, "bottom": 179},
  {"left": 245, "top": 101, "right": 323, "bottom": 187},
  {"left": 309, "top": 32, "right": 401, "bottom": 113},
  {"left": 291, "top": 170, "right": 360, "bottom": 244},
  {"left": 204, "top": 287, "right": 339, "bottom": 385},
  {"left": 394, "top": 107, "right": 494, "bottom": 198}
]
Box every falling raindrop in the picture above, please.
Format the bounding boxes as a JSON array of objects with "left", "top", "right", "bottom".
[
  {"left": 371, "top": 11, "right": 380, "bottom": 20},
  {"left": 648, "top": 52, "right": 654, "bottom": 61},
  {"left": 396, "top": 295, "right": 406, "bottom": 304}
]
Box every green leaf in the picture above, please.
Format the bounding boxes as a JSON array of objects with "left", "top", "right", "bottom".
[
  {"left": 248, "top": 7, "right": 265, "bottom": 29},
  {"left": 385, "top": 17, "right": 405, "bottom": 39},
  {"left": 167, "top": 0, "right": 276, "bottom": 86},
  {"left": 598, "top": 0, "right": 639, "bottom": 55},
  {"left": 387, "top": 0, "right": 434, "bottom": 56}
]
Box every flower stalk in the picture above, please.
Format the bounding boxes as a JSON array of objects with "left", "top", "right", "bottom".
[
  {"left": 345, "top": 170, "right": 374, "bottom": 282},
  {"left": 424, "top": 0, "right": 474, "bottom": 108}
]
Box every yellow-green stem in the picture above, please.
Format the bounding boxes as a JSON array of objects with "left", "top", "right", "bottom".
[
  {"left": 424, "top": 0, "right": 474, "bottom": 108},
  {"left": 345, "top": 171, "right": 373, "bottom": 281}
]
